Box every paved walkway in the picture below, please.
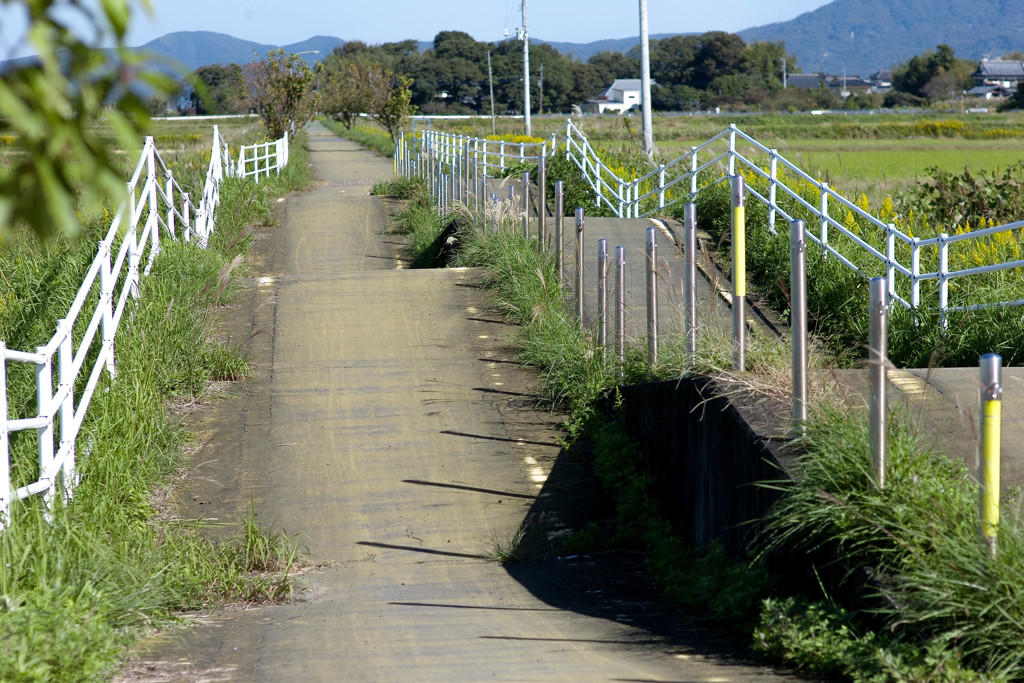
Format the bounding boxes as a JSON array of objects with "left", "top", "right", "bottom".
[{"left": 119, "top": 123, "right": 803, "bottom": 681}]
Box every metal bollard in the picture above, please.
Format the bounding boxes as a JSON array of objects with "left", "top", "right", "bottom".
[
  {"left": 615, "top": 246, "right": 625, "bottom": 374},
  {"left": 521, "top": 171, "right": 530, "bottom": 239},
  {"left": 490, "top": 193, "right": 499, "bottom": 234},
  {"left": 682, "top": 203, "right": 697, "bottom": 366},
  {"left": 979, "top": 353, "right": 1003, "bottom": 556},
  {"left": 731, "top": 175, "right": 746, "bottom": 372},
  {"left": 575, "top": 208, "right": 585, "bottom": 323},
  {"left": 554, "top": 180, "right": 564, "bottom": 284},
  {"left": 646, "top": 226, "right": 658, "bottom": 366},
  {"left": 868, "top": 276, "right": 888, "bottom": 489},
  {"left": 598, "top": 239, "right": 608, "bottom": 352},
  {"left": 538, "top": 155, "right": 547, "bottom": 247},
  {"left": 791, "top": 219, "right": 809, "bottom": 431}
]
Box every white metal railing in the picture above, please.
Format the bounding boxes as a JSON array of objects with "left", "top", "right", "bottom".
[
  {"left": 398, "top": 120, "right": 1023, "bottom": 327},
  {"left": 237, "top": 132, "right": 289, "bottom": 182},
  {"left": 0, "top": 125, "right": 284, "bottom": 528}
]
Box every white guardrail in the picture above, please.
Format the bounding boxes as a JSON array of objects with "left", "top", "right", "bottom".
[
  {"left": 0, "top": 126, "right": 288, "bottom": 528},
  {"left": 237, "top": 133, "right": 289, "bottom": 182},
  {"left": 398, "top": 121, "right": 1023, "bottom": 327}
]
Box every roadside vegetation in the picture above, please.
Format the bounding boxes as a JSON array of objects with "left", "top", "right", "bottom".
[
  {"left": 375, "top": 117, "right": 1024, "bottom": 677},
  {"left": 321, "top": 118, "right": 397, "bottom": 158},
  {"left": 0, "top": 122, "right": 312, "bottom": 681}
]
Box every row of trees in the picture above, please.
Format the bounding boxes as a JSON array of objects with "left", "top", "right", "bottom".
[
  {"left": 190, "top": 34, "right": 1009, "bottom": 130},
  {"left": 189, "top": 49, "right": 413, "bottom": 141},
  {"left": 187, "top": 30, "right": 801, "bottom": 123}
]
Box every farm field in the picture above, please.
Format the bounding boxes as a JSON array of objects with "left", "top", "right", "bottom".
[{"left": 421, "top": 112, "right": 1024, "bottom": 201}]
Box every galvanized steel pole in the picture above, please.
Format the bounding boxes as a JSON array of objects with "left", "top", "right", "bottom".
[
  {"left": 615, "top": 246, "right": 626, "bottom": 373},
  {"left": 538, "top": 154, "right": 547, "bottom": 247},
  {"left": 521, "top": 171, "right": 530, "bottom": 239},
  {"left": 575, "top": 208, "right": 585, "bottom": 324},
  {"left": 868, "top": 276, "right": 888, "bottom": 489},
  {"left": 598, "top": 239, "right": 608, "bottom": 352},
  {"left": 790, "top": 219, "right": 809, "bottom": 431},
  {"left": 638, "top": 0, "right": 654, "bottom": 160},
  {"left": 683, "top": 203, "right": 697, "bottom": 366},
  {"left": 521, "top": 0, "right": 532, "bottom": 137},
  {"left": 731, "top": 175, "right": 746, "bottom": 372},
  {"left": 554, "top": 180, "right": 564, "bottom": 284},
  {"left": 979, "top": 352, "right": 1003, "bottom": 556},
  {"left": 646, "top": 226, "right": 658, "bottom": 366}
]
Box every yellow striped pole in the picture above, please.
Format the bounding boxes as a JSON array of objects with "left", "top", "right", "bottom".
[
  {"left": 731, "top": 174, "right": 746, "bottom": 371},
  {"left": 979, "top": 353, "right": 1002, "bottom": 556}
]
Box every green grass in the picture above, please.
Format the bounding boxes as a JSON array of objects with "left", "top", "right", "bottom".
[
  {"left": 0, "top": 124, "right": 312, "bottom": 680},
  {"left": 320, "top": 118, "right": 396, "bottom": 157}
]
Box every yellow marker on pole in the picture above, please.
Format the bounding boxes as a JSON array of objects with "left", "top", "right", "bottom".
[
  {"left": 731, "top": 175, "right": 746, "bottom": 371},
  {"left": 979, "top": 353, "right": 1002, "bottom": 555}
]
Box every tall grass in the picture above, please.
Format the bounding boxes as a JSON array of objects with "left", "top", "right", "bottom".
[
  {"left": 756, "top": 405, "right": 1024, "bottom": 680},
  {"left": 0, "top": 128, "right": 311, "bottom": 680}
]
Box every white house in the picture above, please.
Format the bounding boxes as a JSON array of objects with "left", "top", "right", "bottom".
[{"left": 583, "top": 79, "right": 653, "bottom": 114}]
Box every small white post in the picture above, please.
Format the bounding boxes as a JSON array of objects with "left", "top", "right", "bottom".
[{"left": 0, "top": 343, "right": 10, "bottom": 528}]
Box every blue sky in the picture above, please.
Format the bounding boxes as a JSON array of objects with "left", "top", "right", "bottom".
[{"left": 1, "top": 0, "right": 833, "bottom": 58}]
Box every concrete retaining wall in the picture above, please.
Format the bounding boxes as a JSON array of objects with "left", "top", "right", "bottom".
[{"left": 617, "top": 377, "right": 792, "bottom": 557}]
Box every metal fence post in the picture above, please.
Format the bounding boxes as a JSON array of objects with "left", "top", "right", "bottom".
[
  {"left": 683, "top": 203, "right": 697, "bottom": 366},
  {"left": 791, "top": 219, "right": 808, "bottom": 431},
  {"left": 598, "top": 239, "right": 608, "bottom": 353},
  {"left": 646, "top": 226, "right": 658, "bottom": 366},
  {"left": 869, "top": 276, "right": 888, "bottom": 489},
  {"left": 489, "top": 193, "right": 499, "bottom": 234},
  {"left": 538, "top": 154, "right": 547, "bottom": 248},
  {"left": 938, "top": 233, "right": 950, "bottom": 330},
  {"left": 979, "top": 353, "right": 1003, "bottom": 556},
  {"left": 616, "top": 246, "right": 625, "bottom": 374},
  {"left": 731, "top": 175, "right": 746, "bottom": 372},
  {"left": 521, "top": 171, "right": 530, "bottom": 239},
  {"left": 554, "top": 180, "right": 564, "bottom": 284},
  {"left": 575, "top": 208, "right": 585, "bottom": 324}
]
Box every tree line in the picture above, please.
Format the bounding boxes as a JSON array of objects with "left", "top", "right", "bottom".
[{"left": 189, "top": 32, "right": 1009, "bottom": 125}]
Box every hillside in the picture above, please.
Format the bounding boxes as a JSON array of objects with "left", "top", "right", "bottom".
[
  {"left": 740, "top": 0, "right": 1024, "bottom": 74},
  {"left": 115, "top": 0, "right": 1024, "bottom": 78},
  {"left": 133, "top": 31, "right": 344, "bottom": 72}
]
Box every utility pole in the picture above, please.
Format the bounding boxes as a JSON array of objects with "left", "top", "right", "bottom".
[
  {"left": 782, "top": 57, "right": 788, "bottom": 89},
  {"left": 639, "top": 0, "right": 654, "bottom": 160},
  {"left": 538, "top": 63, "right": 544, "bottom": 116},
  {"left": 488, "top": 51, "right": 496, "bottom": 135},
  {"left": 521, "top": 0, "right": 532, "bottom": 136}
]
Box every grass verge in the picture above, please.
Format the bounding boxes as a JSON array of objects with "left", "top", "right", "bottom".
[
  {"left": 0, "top": 129, "right": 312, "bottom": 681},
  {"left": 320, "top": 118, "right": 396, "bottom": 157}
]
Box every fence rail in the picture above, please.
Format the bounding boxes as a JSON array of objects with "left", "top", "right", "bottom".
[
  {"left": 399, "top": 120, "right": 1023, "bottom": 327},
  {"left": 237, "top": 133, "right": 289, "bottom": 182},
  {"left": 0, "top": 126, "right": 287, "bottom": 528}
]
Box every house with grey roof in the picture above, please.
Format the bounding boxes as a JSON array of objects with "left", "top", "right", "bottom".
[
  {"left": 583, "top": 79, "right": 653, "bottom": 114},
  {"left": 973, "top": 59, "right": 1024, "bottom": 88}
]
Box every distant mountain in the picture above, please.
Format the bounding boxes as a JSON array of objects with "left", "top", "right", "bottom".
[
  {"left": 739, "top": 0, "right": 1024, "bottom": 75},
  {"left": 131, "top": 31, "right": 344, "bottom": 73},
  {"left": 117, "top": 0, "right": 1024, "bottom": 81}
]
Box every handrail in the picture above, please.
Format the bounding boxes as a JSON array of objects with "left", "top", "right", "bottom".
[
  {"left": 396, "top": 119, "right": 1023, "bottom": 328},
  {"left": 0, "top": 124, "right": 285, "bottom": 529}
]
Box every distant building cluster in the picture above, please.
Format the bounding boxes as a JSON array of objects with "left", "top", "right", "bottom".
[{"left": 583, "top": 61, "right": 1021, "bottom": 113}]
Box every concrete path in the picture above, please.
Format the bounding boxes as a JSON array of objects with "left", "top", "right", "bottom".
[{"left": 119, "top": 123, "right": 803, "bottom": 681}]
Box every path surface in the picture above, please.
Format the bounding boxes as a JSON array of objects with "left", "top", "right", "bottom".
[{"left": 118, "top": 123, "right": 807, "bottom": 681}]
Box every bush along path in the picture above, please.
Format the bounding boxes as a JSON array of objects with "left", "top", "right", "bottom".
[
  {"left": 380, "top": 171, "right": 1024, "bottom": 682},
  {"left": 0, "top": 131, "right": 312, "bottom": 682}
]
